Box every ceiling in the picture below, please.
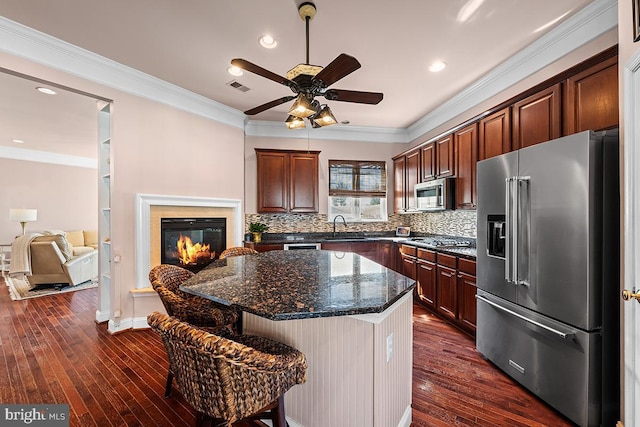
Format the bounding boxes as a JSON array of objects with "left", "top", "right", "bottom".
[{"left": 0, "top": 0, "right": 596, "bottom": 155}]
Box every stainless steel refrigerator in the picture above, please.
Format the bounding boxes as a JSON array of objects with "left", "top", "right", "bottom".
[{"left": 476, "top": 130, "right": 619, "bottom": 426}]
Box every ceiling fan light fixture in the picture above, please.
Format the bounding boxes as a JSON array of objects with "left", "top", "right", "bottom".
[
  {"left": 259, "top": 35, "right": 278, "bottom": 49},
  {"left": 312, "top": 105, "right": 338, "bottom": 127},
  {"left": 285, "top": 115, "right": 306, "bottom": 129},
  {"left": 288, "top": 94, "right": 317, "bottom": 118}
]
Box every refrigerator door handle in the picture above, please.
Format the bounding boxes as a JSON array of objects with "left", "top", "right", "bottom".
[
  {"left": 516, "top": 176, "right": 530, "bottom": 286},
  {"left": 505, "top": 177, "right": 518, "bottom": 283},
  {"left": 476, "top": 294, "right": 575, "bottom": 340}
]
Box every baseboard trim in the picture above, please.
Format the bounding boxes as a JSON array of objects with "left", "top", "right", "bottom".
[
  {"left": 398, "top": 404, "right": 412, "bottom": 427},
  {"left": 95, "top": 309, "right": 110, "bottom": 323}
]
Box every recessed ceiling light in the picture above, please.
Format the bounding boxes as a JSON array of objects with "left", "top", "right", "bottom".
[
  {"left": 429, "top": 61, "right": 447, "bottom": 73},
  {"left": 36, "top": 87, "right": 57, "bottom": 95},
  {"left": 12, "top": 139, "right": 25, "bottom": 143},
  {"left": 228, "top": 66, "right": 244, "bottom": 76},
  {"left": 259, "top": 35, "right": 278, "bottom": 49}
]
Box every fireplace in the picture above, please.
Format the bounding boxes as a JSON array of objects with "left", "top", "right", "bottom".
[{"left": 160, "top": 217, "right": 226, "bottom": 272}]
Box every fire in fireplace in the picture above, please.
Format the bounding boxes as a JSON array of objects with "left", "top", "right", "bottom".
[{"left": 160, "top": 217, "right": 226, "bottom": 272}]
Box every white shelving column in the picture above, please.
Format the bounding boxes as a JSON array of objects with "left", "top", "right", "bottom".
[{"left": 97, "top": 103, "right": 112, "bottom": 323}]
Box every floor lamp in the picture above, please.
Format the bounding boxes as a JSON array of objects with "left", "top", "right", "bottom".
[{"left": 10, "top": 208, "right": 38, "bottom": 235}]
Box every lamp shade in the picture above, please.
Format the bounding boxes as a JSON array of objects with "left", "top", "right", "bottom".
[
  {"left": 288, "top": 94, "right": 317, "bottom": 118},
  {"left": 313, "top": 105, "right": 338, "bottom": 127},
  {"left": 285, "top": 115, "right": 306, "bottom": 129},
  {"left": 10, "top": 208, "right": 37, "bottom": 222}
]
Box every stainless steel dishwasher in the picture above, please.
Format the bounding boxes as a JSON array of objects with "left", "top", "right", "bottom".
[{"left": 283, "top": 243, "right": 321, "bottom": 250}]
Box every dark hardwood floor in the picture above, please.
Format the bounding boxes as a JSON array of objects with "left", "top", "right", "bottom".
[{"left": 0, "top": 277, "right": 575, "bottom": 426}]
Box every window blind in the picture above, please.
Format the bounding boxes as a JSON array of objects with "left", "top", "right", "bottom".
[{"left": 329, "top": 160, "right": 386, "bottom": 197}]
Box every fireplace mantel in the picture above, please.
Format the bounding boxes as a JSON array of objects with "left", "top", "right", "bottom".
[{"left": 135, "top": 194, "right": 242, "bottom": 288}]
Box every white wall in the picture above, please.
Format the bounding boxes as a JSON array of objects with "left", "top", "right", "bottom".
[{"left": 0, "top": 158, "right": 97, "bottom": 241}]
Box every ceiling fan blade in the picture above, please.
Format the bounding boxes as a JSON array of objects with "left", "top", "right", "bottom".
[
  {"left": 231, "top": 58, "right": 296, "bottom": 88},
  {"left": 323, "top": 89, "right": 383, "bottom": 105},
  {"left": 312, "top": 54, "right": 361, "bottom": 87},
  {"left": 244, "top": 96, "right": 296, "bottom": 116}
]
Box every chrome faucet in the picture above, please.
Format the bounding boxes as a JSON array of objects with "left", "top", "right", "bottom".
[{"left": 332, "top": 215, "right": 347, "bottom": 237}]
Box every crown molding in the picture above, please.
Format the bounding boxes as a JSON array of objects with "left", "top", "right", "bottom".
[
  {"left": 0, "top": 146, "right": 96, "bottom": 168},
  {"left": 407, "top": 0, "right": 617, "bottom": 141},
  {"left": 0, "top": 0, "right": 617, "bottom": 144},
  {"left": 245, "top": 120, "right": 408, "bottom": 143},
  {"left": 0, "top": 17, "right": 246, "bottom": 130}
]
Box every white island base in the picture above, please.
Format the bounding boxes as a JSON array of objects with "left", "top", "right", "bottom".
[{"left": 243, "top": 292, "right": 413, "bottom": 427}]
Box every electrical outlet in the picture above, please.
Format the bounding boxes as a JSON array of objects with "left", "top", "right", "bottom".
[{"left": 386, "top": 333, "right": 393, "bottom": 362}]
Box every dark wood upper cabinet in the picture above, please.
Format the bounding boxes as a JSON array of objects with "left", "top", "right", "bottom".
[
  {"left": 420, "top": 142, "right": 436, "bottom": 181},
  {"left": 256, "top": 149, "right": 319, "bottom": 213},
  {"left": 393, "top": 149, "right": 420, "bottom": 212},
  {"left": 289, "top": 152, "right": 319, "bottom": 212},
  {"left": 256, "top": 150, "right": 288, "bottom": 213},
  {"left": 564, "top": 56, "right": 618, "bottom": 135},
  {"left": 512, "top": 83, "right": 562, "bottom": 150},
  {"left": 406, "top": 149, "right": 421, "bottom": 210},
  {"left": 436, "top": 134, "right": 454, "bottom": 177},
  {"left": 454, "top": 123, "right": 478, "bottom": 210},
  {"left": 478, "top": 107, "right": 511, "bottom": 160},
  {"left": 393, "top": 156, "right": 406, "bottom": 213}
]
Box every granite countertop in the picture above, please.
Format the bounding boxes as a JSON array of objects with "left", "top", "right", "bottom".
[
  {"left": 250, "top": 232, "right": 477, "bottom": 259},
  {"left": 180, "top": 250, "right": 416, "bottom": 321}
]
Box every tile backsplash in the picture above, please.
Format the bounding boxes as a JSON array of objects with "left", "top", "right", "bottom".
[
  {"left": 406, "top": 210, "right": 477, "bottom": 238},
  {"left": 245, "top": 213, "right": 406, "bottom": 234},
  {"left": 246, "top": 210, "right": 477, "bottom": 238}
]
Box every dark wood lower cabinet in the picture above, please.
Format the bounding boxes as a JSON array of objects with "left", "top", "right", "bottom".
[
  {"left": 377, "top": 241, "right": 397, "bottom": 271},
  {"left": 416, "top": 257, "right": 436, "bottom": 310},
  {"left": 243, "top": 242, "right": 283, "bottom": 252},
  {"left": 457, "top": 270, "right": 477, "bottom": 335},
  {"left": 415, "top": 249, "right": 477, "bottom": 336},
  {"left": 399, "top": 244, "right": 417, "bottom": 280},
  {"left": 436, "top": 264, "right": 457, "bottom": 322},
  {"left": 351, "top": 241, "right": 378, "bottom": 262},
  {"left": 321, "top": 242, "right": 351, "bottom": 252}
]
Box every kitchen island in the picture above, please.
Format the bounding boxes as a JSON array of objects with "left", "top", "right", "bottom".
[{"left": 181, "top": 249, "right": 416, "bottom": 427}]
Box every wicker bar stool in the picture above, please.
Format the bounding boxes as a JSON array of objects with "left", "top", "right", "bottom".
[
  {"left": 149, "top": 264, "right": 239, "bottom": 397},
  {"left": 218, "top": 247, "right": 258, "bottom": 260},
  {"left": 148, "top": 312, "right": 307, "bottom": 427}
]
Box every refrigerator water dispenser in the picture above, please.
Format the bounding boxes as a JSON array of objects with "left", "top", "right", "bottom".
[{"left": 487, "top": 214, "right": 506, "bottom": 258}]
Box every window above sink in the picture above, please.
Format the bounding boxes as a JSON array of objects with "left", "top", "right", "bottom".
[{"left": 328, "top": 159, "right": 388, "bottom": 222}]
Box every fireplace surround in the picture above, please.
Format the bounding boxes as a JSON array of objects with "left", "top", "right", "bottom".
[{"left": 135, "top": 194, "right": 242, "bottom": 288}]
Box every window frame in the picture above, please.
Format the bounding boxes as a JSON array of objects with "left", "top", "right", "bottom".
[{"left": 328, "top": 159, "right": 388, "bottom": 223}]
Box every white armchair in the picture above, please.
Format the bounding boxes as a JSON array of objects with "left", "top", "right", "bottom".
[{"left": 29, "top": 239, "right": 97, "bottom": 287}]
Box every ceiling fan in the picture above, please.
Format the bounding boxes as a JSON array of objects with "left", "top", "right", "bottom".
[{"left": 231, "top": 1, "right": 383, "bottom": 129}]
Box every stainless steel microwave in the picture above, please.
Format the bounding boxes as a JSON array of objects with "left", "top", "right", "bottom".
[{"left": 414, "top": 178, "right": 454, "bottom": 211}]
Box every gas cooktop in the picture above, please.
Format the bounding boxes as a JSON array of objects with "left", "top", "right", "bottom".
[{"left": 409, "top": 237, "right": 472, "bottom": 248}]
